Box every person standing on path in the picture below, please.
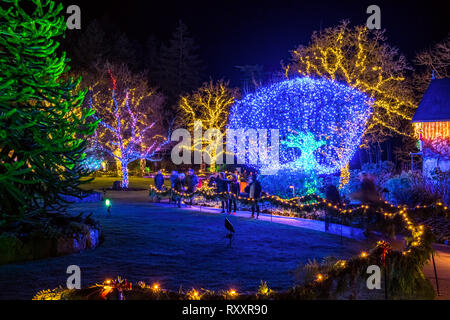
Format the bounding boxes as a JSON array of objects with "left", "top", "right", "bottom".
[
  {"left": 246, "top": 175, "right": 262, "bottom": 219},
  {"left": 216, "top": 172, "right": 229, "bottom": 213},
  {"left": 154, "top": 170, "right": 165, "bottom": 191},
  {"left": 184, "top": 168, "right": 199, "bottom": 205},
  {"left": 152, "top": 170, "right": 165, "bottom": 203},
  {"left": 350, "top": 173, "right": 382, "bottom": 237},
  {"left": 169, "top": 170, "right": 178, "bottom": 204},
  {"left": 174, "top": 173, "right": 185, "bottom": 208},
  {"left": 229, "top": 174, "right": 240, "bottom": 214}
]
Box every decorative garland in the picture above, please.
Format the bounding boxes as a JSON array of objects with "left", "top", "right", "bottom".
[{"left": 149, "top": 186, "right": 449, "bottom": 221}]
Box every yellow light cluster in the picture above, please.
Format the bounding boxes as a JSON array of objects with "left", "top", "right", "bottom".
[
  {"left": 287, "top": 23, "right": 416, "bottom": 140},
  {"left": 179, "top": 81, "right": 237, "bottom": 171},
  {"left": 149, "top": 186, "right": 449, "bottom": 219},
  {"left": 414, "top": 122, "right": 450, "bottom": 141}
]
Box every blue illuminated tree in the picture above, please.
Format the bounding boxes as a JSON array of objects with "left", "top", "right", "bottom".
[{"left": 228, "top": 77, "right": 373, "bottom": 194}]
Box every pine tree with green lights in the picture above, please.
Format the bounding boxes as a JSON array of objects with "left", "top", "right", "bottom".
[{"left": 0, "top": 0, "right": 97, "bottom": 219}]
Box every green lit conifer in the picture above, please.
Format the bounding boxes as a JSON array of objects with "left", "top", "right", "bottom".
[{"left": 0, "top": 0, "right": 97, "bottom": 218}]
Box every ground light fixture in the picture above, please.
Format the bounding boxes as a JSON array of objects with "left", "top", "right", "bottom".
[{"left": 105, "top": 199, "right": 111, "bottom": 214}]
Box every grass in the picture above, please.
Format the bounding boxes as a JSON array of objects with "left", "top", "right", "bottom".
[{"left": 80, "top": 176, "right": 171, "bottom": 191}]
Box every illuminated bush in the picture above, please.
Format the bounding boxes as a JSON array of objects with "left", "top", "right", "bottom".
[{"left": 228, "top": 77, "right": 373, "bottom": 176}]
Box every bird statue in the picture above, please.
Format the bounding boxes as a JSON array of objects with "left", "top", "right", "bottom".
[{"left": 225, "top": 218, "right": 235, "bottom": 247}]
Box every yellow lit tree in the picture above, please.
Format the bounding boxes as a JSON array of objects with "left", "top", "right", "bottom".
[
  {"left": 285, "top": 21, "right": 416, "bottom": 146},
  {"left": 179, "top": 80, "right": 238, "bottom": 172}
]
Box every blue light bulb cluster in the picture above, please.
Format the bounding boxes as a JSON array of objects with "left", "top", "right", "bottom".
[{"left": 228, "top": 77, "right": 373, "bottom": 175}]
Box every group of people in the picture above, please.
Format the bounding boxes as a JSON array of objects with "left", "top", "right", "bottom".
[
  {"left": 154, "top": 168, "right": 263, "bottom": 218},
  {"left": 239, "top": 169, "right": 256, "bottom": 183},
  {"left": 209, "top": 170, "right": 262, "bottom": 218},
  {"left": 155, "top": 167, "right": 385, "bottom": 233},
  {"left": 153, "top": 169, "right": 199, "bottom": 208}
]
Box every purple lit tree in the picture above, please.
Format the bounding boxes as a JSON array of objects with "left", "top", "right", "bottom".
[{"left": 88, "top": 64, "right": 170, "bottom": 188}]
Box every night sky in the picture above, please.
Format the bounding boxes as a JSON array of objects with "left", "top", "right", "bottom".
[{"left": 61, "top": 0, "right": 449, "bottom": 85}]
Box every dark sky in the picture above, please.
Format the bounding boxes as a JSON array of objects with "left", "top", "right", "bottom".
[{"left": 62, "top": 0, "right": 449, "bottom": 85}]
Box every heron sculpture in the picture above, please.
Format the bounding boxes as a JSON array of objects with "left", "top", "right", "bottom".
[{"left": 225, "top": 218, "right": 235, "bottom": 247}]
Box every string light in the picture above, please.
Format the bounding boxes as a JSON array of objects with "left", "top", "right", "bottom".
[
  {"left": 150, "top": 185, "right": 444, "bottom": 268},
  {"left": 286, "top": 22, "right": 417, "bottom": 139},
  {"left": 82, "top": 156, "right": 103, "bottom": 171},
  {"left": 227, "top": 289, "right": 237, "bottom": 297},
  {"left": 228, "top": 77, "right": 372, "bottom": 177},
  {"left": 413, "top": 122, "right": 450, "bottom": 158},
  {"left": 179, "top": 80, "right": 237, "bottom": 171},
  {"left": 414, "top": 122, "right": 450, "bottom": 141},
  {"left": 90, "top": 70, "right": 170, "bottom": 188}
]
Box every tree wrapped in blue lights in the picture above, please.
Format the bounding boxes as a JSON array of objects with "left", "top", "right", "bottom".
[{"left": 228, "top": 77, "right": 373, "bottom": 181}]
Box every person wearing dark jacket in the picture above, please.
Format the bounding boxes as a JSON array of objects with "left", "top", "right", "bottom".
[
  {"left": 324, "top": 183, "right": 341, "bottom": 231},
  {"left": 184, "top": 169, "right": 199, "bottom": 205},
  {"left": 208, "top": 174, "right": 217, "bottom": 188},
  {"left": 154, "top": 170, "right": 165, "bottom": 190},
  {"left": 229, "top": 174, "right": 240, "bottom": 214},
  {"left": 151, "top": 170, "right": 165, "bottom": 203},
  {"left": 184, "top": 169, "right": 198, "bottom": 192},
  {"left": 350, "top": 173, "right": 382, "bottom": 237},
  {"left": 170, "top": 171, "right": 178, "bottom": 188},
  {"left": 245, "top": 175, "right": 262, "bottom": 218},
  {"left": 216, "top": 172, "right": 229, "bottom": 213},
  {"left": 173, "top": 173, "right": 185, "bottom": 208},
  {"left": 169, "top": 170, "right": 178, "bottom": 204}
]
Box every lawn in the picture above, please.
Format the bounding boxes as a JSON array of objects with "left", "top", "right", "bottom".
[{"left": 0, "top": 192, "right": 368, "bottom": 299}]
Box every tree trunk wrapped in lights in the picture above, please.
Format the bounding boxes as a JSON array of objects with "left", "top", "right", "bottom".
[
  {"left": 0, "top": 0, "right": 97, "bottom": 217},
  {"left": 88, "top": 65, "right": 170, "bottom": 188}
]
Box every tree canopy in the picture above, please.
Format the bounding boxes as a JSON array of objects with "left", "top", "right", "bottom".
[
  {"left": 0, "top": 0, "right": 97, "bottom": 218},
  {"left": 285, "top": 21, "right": 416, "bottom": 145}
]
